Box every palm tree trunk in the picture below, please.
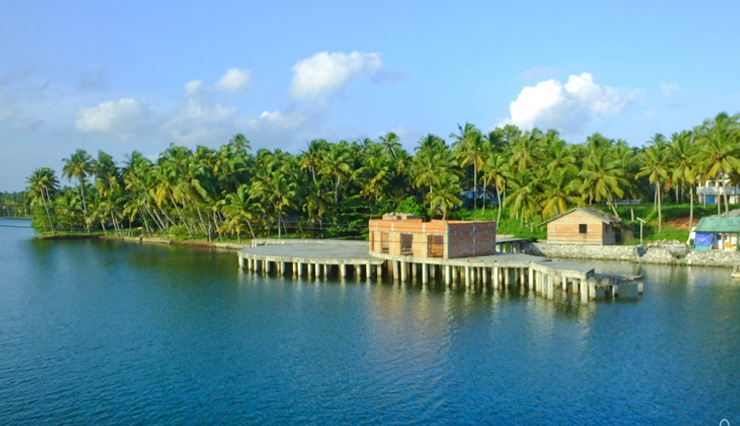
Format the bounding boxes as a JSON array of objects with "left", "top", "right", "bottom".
[
  {"left": 277, "top": 205, "right": 282, "bottom": 239},
  {"left": 718, "top": 189, "right": 722, "bottom": 215},
  {"left": 481, "top": 178, "right": 486, "bottom": 214},
  {"left": 41, "top": 188, "right": 55, "bottom": 235},
  {"left": 147, "top": 205, "right": 167, "bottom": 233},
  {"left": 689, "top": 186, "right": 695, "bottom": 234},
  {"left": 169, "top": 194, "right": 192, "bottom": 237},
  {"left": 247, "top": 220, "right": 255, "bottom": 240},
  {"left": 497, "top": 188, "right": 503, "bottom": 225},
  {"left": 473, "top": 164, "right": 478, "bottom": 213},
  {"left": 78, "top": 179, "right": 90, "bottom": 233},
  {"left": 194, "top": 203, "right": 209, "bottom": 235},
  {"left": 657, "top": 183, "right": 662, "bottom": 234},
  {"left": 722, "top": 179, "right": 730, "bottom": 214},
  {"left": 334, "top": 177, "right": 340, "bottom": 204},
  {"left": 610, "top": 199, "right": 620, "bottom": 218}
]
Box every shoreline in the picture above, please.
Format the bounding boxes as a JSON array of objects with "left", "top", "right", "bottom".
[
  {"left": 38, "top": 233, "right": 251, "bottom": 250},
  {"left": 36, "top": 233, "right": 740, "bottom": 269}
]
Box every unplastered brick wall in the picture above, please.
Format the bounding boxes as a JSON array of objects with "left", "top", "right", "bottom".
[
  {"left": 369, "top": 219, "right": 497, "bottom": 259},
  {"left": 447, "top": 222, "right": 496, "bottom": 258}
]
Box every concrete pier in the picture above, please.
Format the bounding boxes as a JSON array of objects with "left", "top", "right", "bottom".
[{"left": 238, "top": 239, "right": 642, "bottom": 303}]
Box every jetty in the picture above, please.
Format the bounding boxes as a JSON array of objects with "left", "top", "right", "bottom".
[{"left": 237, "top": 238, "right": 642, "bottom": 303}]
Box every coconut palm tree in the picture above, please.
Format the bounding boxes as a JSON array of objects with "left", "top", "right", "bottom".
[
  {"left": 670, "top": 130, "right": 699, "bottom": 228},
  {"left": 298, "top": 139, "right": 329, "bottom": 184},
  {"left": 579, "top": 147, "right": 627, "bottom": 217},
  {"left": 636, "top": 137, "right": 671, "bottom": 233},
  {"left": 428, "top": 173, "right": 462, "bottom": 220},
  {"left": 220, "top": 183, "right": 259, "bottom": 242},
  {"left": 509, "top": 128, "right": 545, "bottom": 172},
  {"left": 62, "top": 149, "right": 92, "bottom": 232},
  {"left": 540, "top": 167, "right": 582, "bottom": 219},
  {"left": 451, "top": 123, "right": 486, "bottom": 211},
  {"left": 410, "top": 137, "right": 457, "bottom": 208},
  {"left": 480, "top": 154, "right": 509, "bottom": 222},
  {"left": 26, "top": 167, "right": 59, "bottom": 234},
  {"left": 505, "top": 170, "right": 539, "bottom": 226},
  {"left": 319, "top": 142, "right": 353, "bottom": 204},
  {"left": 694, "top": 112, "right": 740, "bottom": 214}
]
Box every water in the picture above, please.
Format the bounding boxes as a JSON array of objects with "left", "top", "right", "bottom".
[{"left": 1, "top": 219, "right": 739, "bottom": 425}]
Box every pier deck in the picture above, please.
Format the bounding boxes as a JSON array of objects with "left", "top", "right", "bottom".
[{"left": 237, "top": 239, "right": 642, "bottom": 302}]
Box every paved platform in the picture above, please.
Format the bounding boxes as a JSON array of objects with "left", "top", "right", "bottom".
[{"left": 239, "top": 242, "right": 383, "bottom": 265}]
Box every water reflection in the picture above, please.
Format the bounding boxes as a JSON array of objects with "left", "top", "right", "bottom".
[{"left": 5, "top": 225, "right": 740, "bottom": 424}]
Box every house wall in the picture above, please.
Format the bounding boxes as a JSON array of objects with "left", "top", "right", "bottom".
[
  {"left": 447, "top": 222, "right": 497, "bottom": 257},
  {"left": 546, "top": 210, "right": 614, "bottom": 245},
  {"left": 368, "top": 219, "right": 496, "bottom": 258}
]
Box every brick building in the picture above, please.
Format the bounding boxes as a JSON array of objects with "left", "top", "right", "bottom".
[
  {"left": 368, "top": 213, "right": 497, "bottom": 259},
  {"left": 541, "top": 207, "right": 620, "bottom": 245}
]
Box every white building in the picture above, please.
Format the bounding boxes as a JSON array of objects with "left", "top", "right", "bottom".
[{"left": 696, "top": 175, "right": 740, "bottom": 205}]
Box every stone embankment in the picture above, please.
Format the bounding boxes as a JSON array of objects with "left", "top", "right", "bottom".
[
  {"left": 523, "top": 241, "right": 740, "bottom": 268},
  {"left": 109, "top": 235, "right": 251, "bottom": 250}
]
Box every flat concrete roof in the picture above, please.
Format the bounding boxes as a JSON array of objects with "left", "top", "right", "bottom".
[{"left": 239, "top": 242, "right": 382, "bottom": 265}]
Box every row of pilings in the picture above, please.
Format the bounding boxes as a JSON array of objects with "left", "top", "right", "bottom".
[{"left": 236, "top": 253, "right": 633, "bottom": 303}]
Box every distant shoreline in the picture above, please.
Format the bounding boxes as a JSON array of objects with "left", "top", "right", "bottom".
[{"left": 38, "top": 233, "right": 250, "bottom": 251}]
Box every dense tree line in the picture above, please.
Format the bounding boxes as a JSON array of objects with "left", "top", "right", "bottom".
[
  {"left": 25, "top": 112, "right": 740, "bottom": 239},
  {"left": 0, "top": 192, "right": 30, "bottom": 217}
]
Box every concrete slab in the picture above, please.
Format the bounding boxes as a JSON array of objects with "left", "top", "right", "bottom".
[{"left": 239, "top": 243, "right": 382, "bottom": 265}]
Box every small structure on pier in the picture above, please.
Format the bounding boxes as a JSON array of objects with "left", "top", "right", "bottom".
[
  {"left": 541, "top": 207, "right": 620, "bottom": 245},
  {"left": 368, "top": 213, "right": 496, "bottom": 259}
]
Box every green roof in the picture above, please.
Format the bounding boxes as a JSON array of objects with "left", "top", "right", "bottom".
[{"left": 695, "top": 216, "right": 740, "bottom": 233}]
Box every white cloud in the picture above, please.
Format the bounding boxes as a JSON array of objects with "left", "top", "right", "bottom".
[
  {"left": 248, "top": 110, "right": 304, "bottom": 130},
  {"left": 184, "top": 80, "right": 203, "bottom": 95},
  {"left": 500, "top": 73, "right": 632, "bottom": 133},
  {"left": 291, "top": 51, "right": 383, "bottom": 99},
  {"left": 164, "top": 98, "right": 236, "bottom": 145},
  {"left": 214, "top": 68, "right": 251, "bottom": 93},
  {"left": 75, "top": 98, "right": 151, "bottom": 139},
  {"left": 660, "top": 82, "right": 679, "bottom": 97}
]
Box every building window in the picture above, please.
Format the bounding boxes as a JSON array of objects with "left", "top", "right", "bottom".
[
  {"left": 579, "top": 224, "right": 587, "bottom": 234},
  {"left": 401, "top": 233, "right": 413, "bottom": 255}
]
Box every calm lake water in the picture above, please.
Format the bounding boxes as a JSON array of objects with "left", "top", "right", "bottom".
[{"left": 1, "top": 218, "right": 739, "bottom": 425}]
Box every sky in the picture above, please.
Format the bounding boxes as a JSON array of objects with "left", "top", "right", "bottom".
[{"left": 1, "top": 0, "right": 739, "bottom": 191}]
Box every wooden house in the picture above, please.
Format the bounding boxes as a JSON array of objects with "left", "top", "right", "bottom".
[
  {"left": 540, "top": 208, "right": 620, "bottom": 245},
  {"left": 368, "top": 212, "right": 497, "bottom": 259}
]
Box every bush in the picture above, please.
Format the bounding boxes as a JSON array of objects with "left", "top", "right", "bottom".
[
  {"left": 394, "top": 196, "right": 425, "bottom": 218},
  {"left": 168, "top": 225, "right": 189, "bottom": 240}
]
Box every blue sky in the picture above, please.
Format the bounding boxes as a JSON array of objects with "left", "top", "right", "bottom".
[{"left": 1, "top": 0, "right": 739, "bottom": 191}]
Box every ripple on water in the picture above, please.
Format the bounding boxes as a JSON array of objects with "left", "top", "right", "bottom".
[{"left": 1, "top": 225, "right": 740, "bottom": 424}]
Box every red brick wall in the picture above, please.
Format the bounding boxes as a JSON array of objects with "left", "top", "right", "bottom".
[
  {"left": 369, "top": 219, "right": 497, "bottom": 258},
  {"left": 447, "top": 222, "right": 496, "bottom": 257}
]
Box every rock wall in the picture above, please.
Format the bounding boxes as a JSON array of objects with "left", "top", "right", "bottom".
[
  {"left": 523, "top": 242, "right": 643, "bottom": 261},
  {"left": 685, "top": 251, "right": 740, "bottom": 267},
  {"left": 638, "top": 248, "right": 679, "bottom": 265},
  {"left": 524, "top": 241, "right": 740, "bottom": 268}
]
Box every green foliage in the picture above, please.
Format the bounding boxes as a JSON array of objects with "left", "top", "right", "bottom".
[
  {"left": 168, "top": 225, "right": 190, "bottom": 240},
  {"left": 394, "top": 196, "right": 425, "bottom": 218},
  {"left": 23, "top": 111, "right": 740, "bottom": 246}
]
